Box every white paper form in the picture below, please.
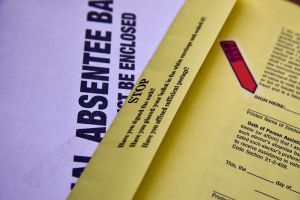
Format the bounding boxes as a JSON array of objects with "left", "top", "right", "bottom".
[{"left": 0, "top": 0, "right": 184, "bottom": 199}]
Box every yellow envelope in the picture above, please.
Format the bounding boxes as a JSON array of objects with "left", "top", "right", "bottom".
[
  {"left": 134, "top": 0, "right": 300, "bottom": 199},
  {"left": 68, "top": 0, "right": 300, "bottom": 199},
  {"left": 68, "top": 0, "right": 236, "bottom": 199}
]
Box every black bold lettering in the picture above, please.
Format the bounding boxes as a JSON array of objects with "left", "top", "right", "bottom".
[
  {"left": 80, "top": 80, "right": 109, "bottom": 94},
  {"left": 120, "top": 47, "right": 135, "bottom": 54},
  {"left": 122, "top": 13, "right": 136, "bottom": 20},
  {"left": 87, "top": 11, "right": 112, "bottom": 23},
  {"left": 79, "top": 95, "right": 108, "bottom": 110},
  {"left": 121, "top": 33, "right": 135, "bottom": 41},
  {"left": 74, "top": 155, "right": 91, "bottom": 163},
  {"left": 84, "top": 40, "right": 111, "bottom": 54},
  {"left": 119, "top": 73, "right": 134, "bottom": 81},
  {"left": 72, "top": 167, "right": 85, "bottom": 178},
  {"left": 85, "top": 29, "right": 111, "bottom": 41},
  {"left": 120, "top": 54, "right": 135, "bottom": 63},
  {"left": 76, "top": 127, "right": 105, "bottom": 142},
  {"left": 77, "top": 110, "right": 107, "bottom": 125},
  {"left": 119, "top": 62, "right": 135, "bottom": 70},
  {"left": 119, "top": 81, "right": 134, "bottom": 90},
  {"left": 83, "top": 52, "right": 110, "bottom": 65},
  {"left": 82, "top": 65, "right": 109, "bottom": 81},
  {"left": 89, "top": 0, "right": 113, "bottom": 11},
  {"left": 121, "top": 26, "right": 136, "bottom": 34}
]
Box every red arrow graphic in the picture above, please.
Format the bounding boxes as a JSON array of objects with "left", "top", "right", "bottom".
[{"left": 220, "top": 40, "right": 257, "bottom": 94}]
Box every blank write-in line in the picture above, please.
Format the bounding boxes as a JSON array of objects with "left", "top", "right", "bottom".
[
  {"left": 212, "top": 191, "right": 236, "bottom": 200},
  {"left": 247, "top": 171, "right": 274, "bottom": 184},
  {"left": 288, "top": 188, "right": 300, "bottom": 195},
  {"left": 284, "top": 107, "right": 300, "bottom": 116},
  {"left": 254, "top": 190, "right": 280, "bottom": 200}
]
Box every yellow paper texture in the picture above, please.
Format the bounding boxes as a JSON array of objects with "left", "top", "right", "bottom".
[
  {"left": 67, "top": 0, "right": 236, "bottom": 199},
  {"left": 134, "top": 0, "right": 300, "bottom": 199}
]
